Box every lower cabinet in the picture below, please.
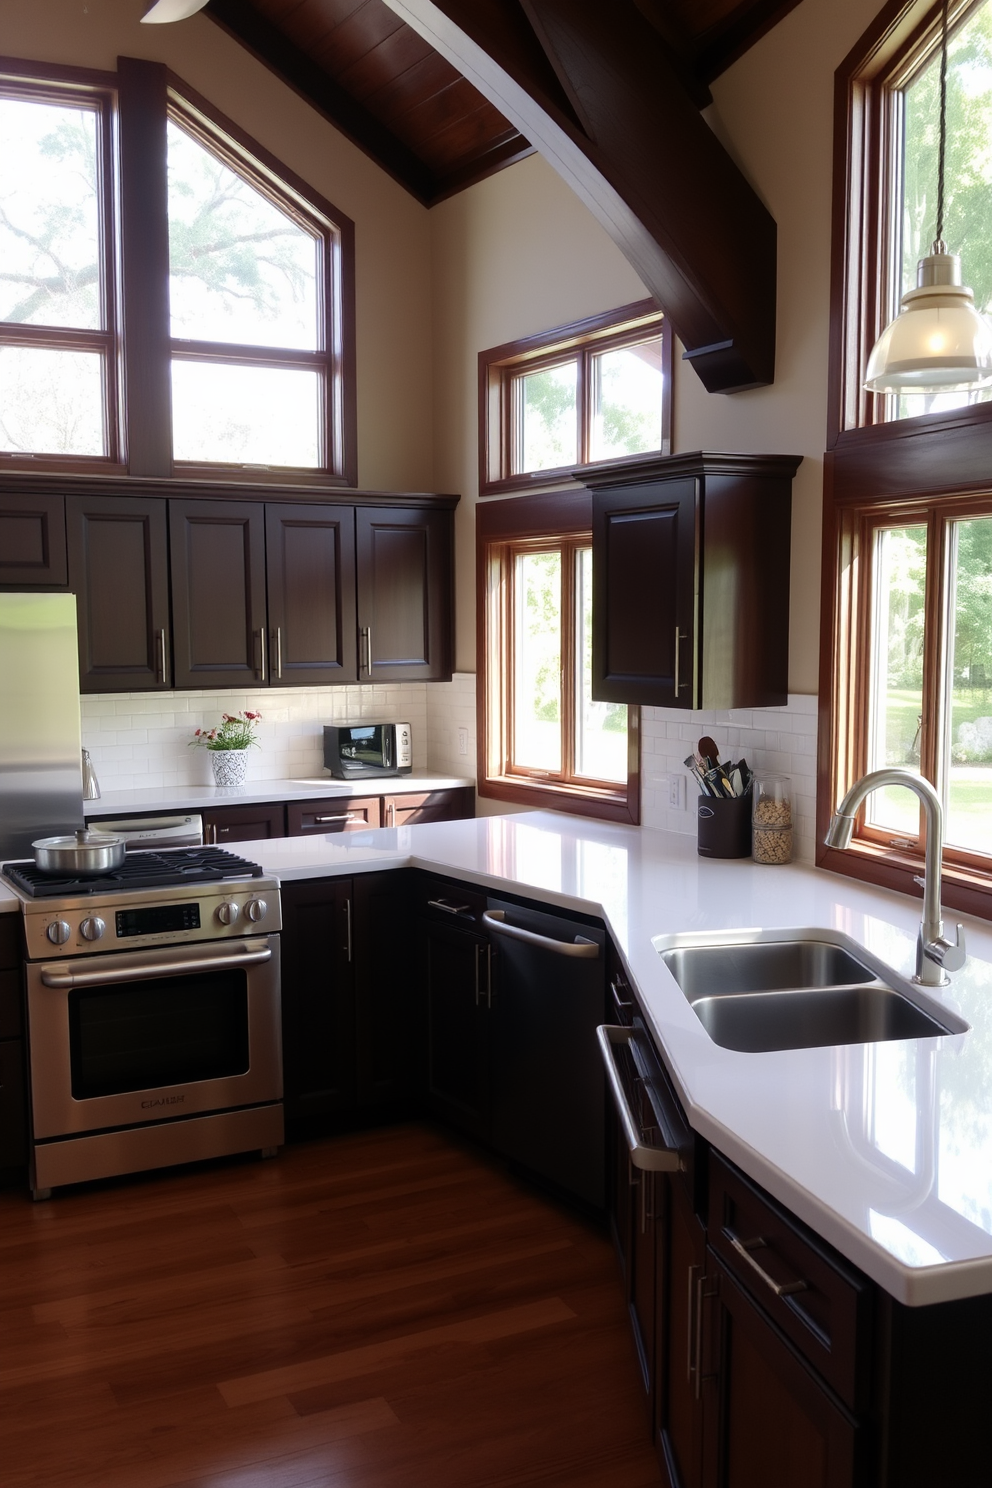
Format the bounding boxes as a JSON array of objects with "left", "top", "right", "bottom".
[
  {"left": 420, "top": 878, "right": 492, "bottom": 1142},
  {"left": 383, "top": 787, "right": 475, "bottom": 828},
  {"left": 203, "top": 802, "right": 287, "bottom": 845},
  {"left": 0, "top": 914, "right": 26, "bottom": 1175},
  {"left": 280, "top": 870, "right": 418, "bottom": 1125}
]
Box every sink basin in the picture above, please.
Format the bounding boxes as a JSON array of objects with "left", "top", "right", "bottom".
[{"left": 654, "top": 929, "right": 967, "bottom": 1053}]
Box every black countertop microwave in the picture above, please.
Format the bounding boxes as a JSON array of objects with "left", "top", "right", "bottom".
[{"left": 323, "top": 723, "right": 412, "bottom": 779}]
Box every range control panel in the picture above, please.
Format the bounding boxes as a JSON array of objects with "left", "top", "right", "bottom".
[{"left": 20, "top": 879, "right": 282, "bottom": 960}]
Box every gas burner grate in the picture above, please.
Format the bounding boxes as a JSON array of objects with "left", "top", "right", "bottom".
[{"left": 1, "top": 846, "right": 265, "bottom": 899}]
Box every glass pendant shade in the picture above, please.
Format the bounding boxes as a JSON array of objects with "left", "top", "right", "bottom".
[
  {"left": 141, "top": 0, "right": 209, "bottom": 21},
  {"left": 865, "top": 249, "right": 992, "bottom": 394}
]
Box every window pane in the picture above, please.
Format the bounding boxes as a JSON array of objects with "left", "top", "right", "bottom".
[
  {"left": 515, "top": 363, "right": 577, "bottom": 473},
  {"left": 0, "top": 97, "right": 102, "bottom": 330},
  {"left": 589, "top": 338, "right": 663, "bottom": 461},
  {"left": 575, "top": 547, "right": 627, "bottom": 781},
  {"left": 0, "top": 346, "right": 105, "bottom": 455},
  {"left": 895, "top": 2, "right": 992, "bottom": 421},
  {"left": 866, "top": 526, "right": 927, "bottom": 833},
  {"left": 512, "top": 551, "right": 561, "bottom": 772},
  {"left": 944, "top": 516, "right": 992, "bottom": 850},
  {"left": 171, "top": 360, "right": 321, "bottom": 466},
  {"left": 167, "top": 120, "right": 320, "bottom": 351}
]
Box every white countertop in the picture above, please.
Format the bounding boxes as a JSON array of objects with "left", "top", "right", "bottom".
[
  {"left": 258, "top": 811, "right": 992, "bottom": 1307},
  {"left": 82, "top": 771, "right": 474, "bottom": 819},
  {"left": 5, "top": 807, "right": 991, "bottom": 1306}
]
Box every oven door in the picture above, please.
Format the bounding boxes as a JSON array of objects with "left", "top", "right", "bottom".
[{"left": 26, "top": 937, "right": 281, "bottom": 1139}]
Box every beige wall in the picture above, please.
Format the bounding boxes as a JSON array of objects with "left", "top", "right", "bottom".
[
  {"left": 0, "top": 0, "right": 434, "bottom": 493},
  {"left": 429, "top": 0, "right": 883, "bottom": 692}
]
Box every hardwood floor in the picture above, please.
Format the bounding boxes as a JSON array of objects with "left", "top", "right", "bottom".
[{"left": 0, "top": 1124, "right": 662, "bottom": 1487}]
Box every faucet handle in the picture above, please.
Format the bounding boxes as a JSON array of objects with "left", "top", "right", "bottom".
[{"left": 925, "top": 923, "right": 967, "bottom": 974}]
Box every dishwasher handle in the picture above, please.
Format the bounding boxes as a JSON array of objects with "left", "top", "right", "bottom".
[
  {"left": 597, "top": 1024, "right": 683, "bottom": 1172},
  {"left": 482, "top": 909, "right": 600, "bottom": 958}
]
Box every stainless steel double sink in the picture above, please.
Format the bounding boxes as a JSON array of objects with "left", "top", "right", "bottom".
[{"left": 652, "top": 929, "right": 970, "bottom": 1053}]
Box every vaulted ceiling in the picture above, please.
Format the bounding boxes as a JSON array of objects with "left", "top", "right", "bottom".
[{"left": 204, "top": 0, "right": 802, "bottom": 206}]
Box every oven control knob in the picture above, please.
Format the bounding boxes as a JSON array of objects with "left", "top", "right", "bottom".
[
  {"left": 245, "top": 897, "right": 267, "bottom": 923},
  {"left": 80, "top": 916, "right": 106, "bottom": 942},
  {"left": 46, "top": 919, "right": 72, "bottom": 946},
  {"left": 216, "top": 901, "right": 240, "bottom": 926}
]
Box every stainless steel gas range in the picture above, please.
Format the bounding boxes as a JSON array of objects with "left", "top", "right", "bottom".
[{"left": 2, "top": 847, "right": 283, "bottom": 1199}]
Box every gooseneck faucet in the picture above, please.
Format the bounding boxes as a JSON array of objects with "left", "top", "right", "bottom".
[{"left": 825, "top": 767, "right": 966, "bottom": 986}]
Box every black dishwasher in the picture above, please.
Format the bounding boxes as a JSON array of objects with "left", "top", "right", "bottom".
[{"left": 484, "top": 897, "right": 606, "bottom": 1208}]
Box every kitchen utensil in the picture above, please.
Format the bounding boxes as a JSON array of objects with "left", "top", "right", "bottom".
[
  {"left": 81, "top": 749, "right": 101, "bottom": 801},
  {"left": 697, "top": 735, "right": 720, "bottom": 766},
  {"left": 32, "top": 828, "right": 125, "bottom": 877}
]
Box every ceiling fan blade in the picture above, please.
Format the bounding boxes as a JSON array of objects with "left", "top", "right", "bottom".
[{"left": 141, "top": 0, "right": 210, "bottom": 21}]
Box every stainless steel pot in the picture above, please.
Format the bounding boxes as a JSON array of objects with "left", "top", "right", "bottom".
[{"left": 32, "top": 828, "right": 126, "bottom": 876}]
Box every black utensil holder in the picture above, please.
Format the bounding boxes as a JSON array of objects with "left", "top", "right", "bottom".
[{"left": 697, "top": 794, "right": 752, "bottom": 858}]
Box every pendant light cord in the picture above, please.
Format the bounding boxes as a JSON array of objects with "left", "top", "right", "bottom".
[{"left": 936, "top": 0, "right": 949, "bottom": 249}]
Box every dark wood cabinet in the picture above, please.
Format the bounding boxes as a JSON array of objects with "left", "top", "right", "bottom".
[
  {"left": 0, "top": 492, "right": 67, "bottom": 588},
  {"left": 287, "top": 797, "right": 381, "bottom": 834},
  {"left": 280, "top": 870, "right": 418, "bottom": 1124},
  {"left": 203, "top": 802, "right": 286, "bottom": 844},
  {"left": 382, "top": 786, "right": 474, "bottom": 828},
  {"left": 280, "top": 876, "right": 355, "bottom": 1120},
  {"left": 67, "top": 494, "right": 171, "bottom": 692},
  {"left": 264, "top": 503, "right": 358, "bottom": 685},
  {"left": 586, "top": 452, "right": 801, "bottom": 709},
  {"left": 356, "top": 506, "right": 452, "bottom": 682},
  {"left": 0, "top": 914, "right": 26, "bottom": 1176},
  {"left": 420, "top": 879, "right": 491, "bottom": 1141},
  {"left": 170, "top": 500, "right": 268, "bottom": 690}
]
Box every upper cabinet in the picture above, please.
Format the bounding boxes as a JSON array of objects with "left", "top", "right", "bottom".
[
  {"left": 0, "top": 480, "right": 456, "bottom": 694},
  {"left": 67, "top": 495, "right": 171, "bottom": 693},
  {"left": 170, "top": 500, "right": 269, "bottom": 691},
  {"left": 356, "top": 507, "right": 452, "bottom": 683},
  {"left": 585, "top": 453, "right": 801, "bottom": 710}
]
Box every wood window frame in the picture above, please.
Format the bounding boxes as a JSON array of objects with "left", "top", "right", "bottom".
[
  {"left": 822, "top": 0, "right": 992, "bottom": 920},
  {"left": 477, "top": 491, "right": 640, "bottom": 824},
  {"left": 0, "top": 58, "right": 123, "bottom": 474},
  {"left": 479, "top": 299, "right": 670, "bottom": 498},
  {"left": 0, "top": 53, "right": 356, "bottom": 487}
]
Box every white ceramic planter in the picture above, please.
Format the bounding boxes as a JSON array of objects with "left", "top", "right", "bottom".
[{"left": 210, "top": 749, "right": 251, "bottom": 786}]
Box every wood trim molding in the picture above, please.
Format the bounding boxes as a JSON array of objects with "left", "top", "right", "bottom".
[{"left": 0, "top": 469, "right": 459, "bottom": 510}]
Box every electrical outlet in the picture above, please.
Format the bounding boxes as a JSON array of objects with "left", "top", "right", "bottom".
[
  {"left": 457, "top": 726, "right": 469, "bottom": 756},
  {"left": 669, "top": 774, "right": 686, "bottom": 810}
]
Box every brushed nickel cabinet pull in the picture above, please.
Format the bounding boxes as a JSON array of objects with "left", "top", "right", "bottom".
[
  {"left": 426, "top": 898, "right": 472, "bottom": 916},
  {"left": 156, "top": 628, "right": 168, "bottom": 684},
  {"left": 674, "top": 627, "right": 687, "bottom": 696},
  {"left": 273, "top": 627, "right": 283, "bottom": 680},
  {"left": 344, "top": 897, "right": 352, "bottom": 964},
  {"left": 314, "top": 813, "right": 363, "bottom": 825},
  {"left": 255, "top": 628, "right": 266, "bottom": 682},
  {"left": 687, "top": 1263, "right": 700, "bottom": 1385},
  {"left": 597, "top": 1025, "right": 681, "bottom": 1172},
  {"left": 728, "top": 1233, "right": 809, "bottom": 1299}
]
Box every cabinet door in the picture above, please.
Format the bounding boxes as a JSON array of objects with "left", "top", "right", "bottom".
[
  {"left": 703, "top": 1254, "right": 861, "bottom": 1488},
  {"left": 592, "top": 479, "right": 697, "bottom": 708},
  {"left": 0, "top": 494, "right": 67, "bottom": 587},
  {"left": 280, "top": 877, "right": 355, "bottom": 1120},
  {"left": 0, "top": 1038, "right": 27, "bottom": 1171},
  {"left": 382, "top": 787, "right": 474, "bottom": 828},
  {"left": 422, "top": 917, "right": 490, "bottom": 1140},
  {"left": 657, "top": 1176, "right": 707, "bottom": 1488},
  {"left": 67, "top": 495, "right": 171, "bottom": 692},
  {"left": 352, "top": 871, "right": 420, "bottom": 1108},
  {"left": 355, "top": 506, "right": 452, "bottom": 682},
  {"left": 287, "top": 798, "right": 380, "bottom": 835},
  {"left": 265, "top": 504, "right": 358, "bottom": 685},
  {"left": 203, "top": 802, "right": 285, "bottom": 845},
  {"left": 170, "top": 500, "right": 267, "bottom": 689}
]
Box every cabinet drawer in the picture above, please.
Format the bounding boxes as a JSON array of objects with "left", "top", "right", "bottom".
[
  {"left": 287, "top": 798, "right": 380, "bottom": 834},
  {"left": 418, "top": 874, "right": 487, "bottom": 929},
  {"left": 708, "top": 1151, "right": 871, "bottom": 1411}
]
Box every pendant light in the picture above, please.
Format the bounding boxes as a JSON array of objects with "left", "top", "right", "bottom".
[
  {"left": 141, "top": 0, "right": 209, "bottom": 21},
  {"left": 865, "top": 0, "right": 992, "bottom": 393}
]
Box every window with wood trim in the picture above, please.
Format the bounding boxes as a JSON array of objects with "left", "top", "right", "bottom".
[
  {"left": 479, "top": 300, "right": 670, "bottom": 497},
  {"left": 0, "top": 74, "right": 119, "bottom": 462},
  {"left": 478, "top": 492, "right": 639, "bottom": 823},
  {"left": 0, "top": 55, "right": 355, "bottom": 483},
  {"left": 822, "top": 0, "right": 992, "bottom": 921}
]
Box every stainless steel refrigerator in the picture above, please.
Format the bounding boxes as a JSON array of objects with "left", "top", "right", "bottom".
[{"left": 0, "top": 593, "right": 85, "bottom": 861}]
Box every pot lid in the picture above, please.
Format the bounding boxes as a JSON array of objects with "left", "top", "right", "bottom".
[{"left": 32, "top": 828, "right": 124, "bottom": 850}]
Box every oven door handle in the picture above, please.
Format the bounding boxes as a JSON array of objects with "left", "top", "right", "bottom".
[{"left": 40, "top": 946, "right": 272, "bottom": 989}]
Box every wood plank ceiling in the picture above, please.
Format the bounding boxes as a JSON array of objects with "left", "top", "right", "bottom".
[{"left": 205, "top": 0, "right": 803, "bottom": 206}]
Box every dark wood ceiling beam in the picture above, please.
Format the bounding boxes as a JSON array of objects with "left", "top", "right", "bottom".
[
  {"left": 695, "top": 0, "right": 805, "bottom": 84},
  {"left": 205, "top": 0, "right": 438, "bottom": 203},
  {"left": 383, "top": 0, "right": 776, "bottom": 391},
  {"left": 630, "top": 0, "right": 712, "bottom": 109}
]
